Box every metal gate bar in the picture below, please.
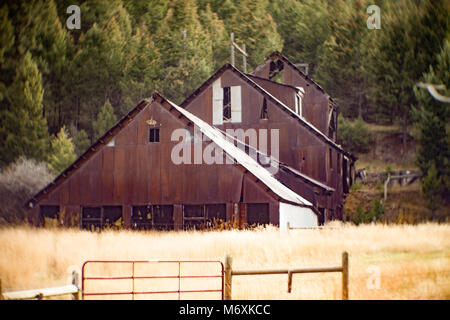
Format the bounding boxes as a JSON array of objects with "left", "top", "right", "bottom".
[{"left": 82, "top": 260, "right": 224, "bottom": 300}]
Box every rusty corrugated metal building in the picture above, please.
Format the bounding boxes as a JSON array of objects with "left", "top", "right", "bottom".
[{"left": 27, "top": 52, "right": 356, "bottom": 231}]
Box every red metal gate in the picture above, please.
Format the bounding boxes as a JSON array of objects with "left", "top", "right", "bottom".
[{"left": 81, "top": 260, "right": 224, "bottom": 300}]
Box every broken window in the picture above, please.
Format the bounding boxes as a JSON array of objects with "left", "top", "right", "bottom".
[
  {"left": 269, "top": 59, "right": 284, "bottom": 80},
  {"left": 183, "top": 204, "right": 226, "bottom": 230},
  {"left": 183, "top": 205, "right": 205, "bottom": 230},
  {"left": 39, "top": 205, "right": 60, "bottom": 227},
  {"left": 132, "top": 206, "right": 152, "bottom": 230},
  {"left": 153, "top": 205, "right": 174, "bottom": 230},
  {"left": 223, "top": 87, "right": 231, "bottom": 121},
  {"left": 260, "top": 98, "right": 268, "bottom": 119},
  {"left": 103, "top": 206, "right": 122, "bottom": 229},
  {"left": 81, "top": 207, "right": 102, "bottom": 231},
  {"left": 206, "top": 204, "right": 226, "bottom": 223},
  {"left": 149, "top": 127, "right": 160, "bottom": 142},
  {"left": 246, "top": 203, "right": 270, "bottom": 226},
  {"left": 132, "top": 205, "right": 173, "bottom": 230}
]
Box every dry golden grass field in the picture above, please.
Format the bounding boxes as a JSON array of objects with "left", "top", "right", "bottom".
[{"left": 0, "top": 223, "right": 449, "bottom": 300}]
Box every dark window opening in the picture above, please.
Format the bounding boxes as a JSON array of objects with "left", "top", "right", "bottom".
[
  {"left": 183, "top": 204, "right": 226, "bottom": 230},
  {"left": 39, "top": 205, "right": 60, "bottom": 227},
  {"left": 103, "top": 206, "right": 122, "bottom": 229},
  {"left": 269, "top": 59, "right": 284, "bottom": 80},
  {"left": 132, "top": 205, "right": 173, "bottom": 230},
  {"left": 318, "top": 207, "right": 326, "bottom": 225},
  {"left": 82, "top": 207, "right": 101, "bottom": 231},
  {"left": 223, "top": 87, "right": 231, "bottom": 121},
  {"left": 132, "top": 206, "right": 152, "bottom": 230},
  {"left": 153, "top": 205, "right": 174, "bottom": 230},
  {"left": 260, "top": 98, "right": 268, "bottom": 119},
  {"left": 206, "top": 204, "right": 226, "bottom": 221},
  {"left": 246, "top": 203, "right": 270, "bottom": 226},
  {"left": 149, "top": 127, "right": 160, "bottom": 142}
]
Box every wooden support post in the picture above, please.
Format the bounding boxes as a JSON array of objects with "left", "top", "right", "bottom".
[
  {"left": 342, "top": 251, "right": 349, "bottom": 300},
  {"left": 243, "top": 43, "right": 247, "bottom": 73},
  {"left": 224, "top": 255, "right": 233, "bottom": 300},
  {"left": 287, "top": 270, "right": 293, "bottom": 293},
  {"left": 71, "top": 270, "right": 80, "bottom": 300},
  {"left": 230, "top": 33, "right": 235, "bottom": 66}
]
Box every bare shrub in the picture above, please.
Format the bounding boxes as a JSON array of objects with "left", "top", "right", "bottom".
[{"left": 0, "top": 158, "right": 55, "bottom": 225}]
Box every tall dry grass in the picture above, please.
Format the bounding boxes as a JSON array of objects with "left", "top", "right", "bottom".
[{"left": 0, "top": 223, "right": 449, "bottom": 299}]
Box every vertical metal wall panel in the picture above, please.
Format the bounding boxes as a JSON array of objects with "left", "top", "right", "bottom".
[
  {"left": 136, "top": 145, "right": 148, "bottom": 204},
  {"left": 101, "top": 147, "right": 115, "bottom": 203},
  {"left": 113, "top": 146, "right": 127, "bottom": 204},
  {"left": 69, "top": 171, "right": 81, "bottom": 205},
  {"left": 149, "top": 144, "right": 161, "bottom": 203},
  {"left": 127, "top": 145, "right": 138, "bottom": 204}
]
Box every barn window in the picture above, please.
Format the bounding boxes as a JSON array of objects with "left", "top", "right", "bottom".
[
  {"left": 39, "top": 205, "right": 59, "bottom": 227},
  {"left": 260, "top": 98, "right": 268, "bottom": 119},
  {"left": 183, "top": 205, "right": 205, "bottom": 230},
  {"left": 153, "top": 205, "right": 174, "bottom": 230},
  {"left": 132, "top": 206, "right": 152, "bottom": 230},
  {"left": 81, "top": 207, "right": 102, "bottom": 231},
  {"left": 132, "top": 205, "right": 173, "bottom": 230},
  {"left": 183, "top": 204, "right": 226, "bottom": 230},
  {"left": 223, "top": 87, "right": 231, "bottom": 121},
  {"left": 246, "top": 203, "right": 270, "bottom": 226},
  {"left": 149, "top": 127, "right": 159, "bottom": 142},
  {"left": 295, "top": 87, "right": 304, "bottom": 117},
  {"left": 206, "top": 204, "right": 226, "bottom": 222},
  {"left": 103, "top": 206, "right": 122, "bottom": 229}
]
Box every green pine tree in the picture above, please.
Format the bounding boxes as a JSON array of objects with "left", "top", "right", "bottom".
[
  {"left": 0, "top": 52, "right": 49, "bottom": 167},
  {"left": 154, "top": 0, "right": 213, "bottom": 103},
  {"left": 315, "top": 0, "right": 372, "bottom": 119},
  {"left": 367, "top": 0, "right": 450, "bottom": 148},
  {"left": 48, "top": 126, "right": 76, "bottom": 174},
  {"left": 69, "top": 125, "right": 91, "bottom": 157},
  {"left": 94, "top": 99, "right": 117, "bottom": 139},
  {"left": 199, "top": 4, "right": 229, "bottom": 70},
  {"left": 268, "top": 0, "right": 330, "bottom": 76},
  {"left": 413, "top": 39, "right": 450, "bottom": 213},
  {"left": 227, "top": 0, "right": 283, "bottom": 69}
]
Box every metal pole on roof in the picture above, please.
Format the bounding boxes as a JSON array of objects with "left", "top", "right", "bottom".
[
  {"left": 230, "top": 33, "right": 248, "bottom": 72},
  {"left": 231, "top": 32, "right": 235, "bottom": 67},
  {"left": 243, "top": 44, "right": 247, "bottom": 73}
]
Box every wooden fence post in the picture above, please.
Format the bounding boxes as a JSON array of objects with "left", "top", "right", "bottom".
[
  {"left": 72, "top": 270, "right": 81, "bottom": 300},
  {"left": 224, "top": 255, "right": 233, "bottom": 300},
  {"left": 342, "top": 251, "right": 349, "bottom": 300}
]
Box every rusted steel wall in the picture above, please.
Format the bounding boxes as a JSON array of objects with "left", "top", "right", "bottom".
[
  {"left": 184, "top": 69, "right": 345, "bottom": 218},
  {"left": 36, "top": 100, "right": 280, "bottom": 226},
  {"left": 282, "top": 66, "right": 331, "bottom": 137},
  {"left": 252, "top": 59, "right": 333, "bottom": 140},
  {"left": 245, "top": 74, "right": 296, "bottom": 112}
]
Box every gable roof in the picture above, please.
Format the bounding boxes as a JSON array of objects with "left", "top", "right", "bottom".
[
  {"left": 251, "top": 51, "right": 336, "bottom": 105},
  {"left": 180, "top": 62, "right": 356, "bottom": 161},
  {"left": 27, "top": 92, "right": 316, "bottom": 212},
  {"left": 161, "top": 95, "right": 314, "bottom": 208},
  {"left": 278, "top": 163, "right": 335, "bottom": 195},
  {"left": 27, "top": 99, "right": 149, "bottom": 208}
]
